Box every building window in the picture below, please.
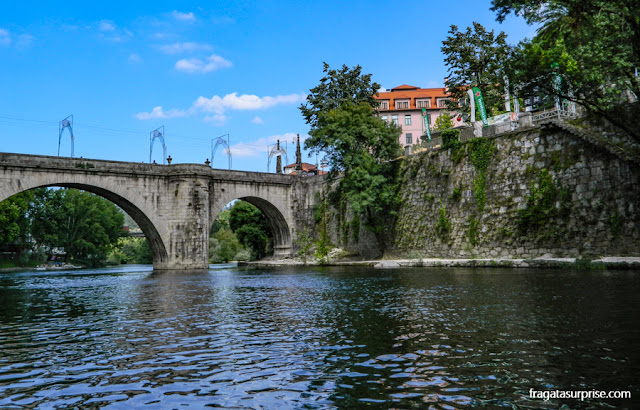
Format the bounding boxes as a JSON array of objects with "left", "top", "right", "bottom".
[
  {"left": 406, "top": 133, "right": 412, "bottom": 145},
  {"left": 437, "top": 98, "right": 450, "bottom": 108},
  {"left": 391, "top": 115, "right": 398, "bottom": 125},
  {"left": 379, "top": 101, "right": 389, "bottom": 110},
  {"left": 417, "top": 99, "right": 430, "bottom": 108},
  {"left": 381, "top": 115, "right": 388, "bottom": 122},
  {"left": 404, "top": 115, "right": 411, "bottom": 125},
  {"left": 395, "top": 100, "right": 409, "bottom": 109}
]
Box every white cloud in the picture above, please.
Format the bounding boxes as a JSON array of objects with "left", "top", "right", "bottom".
[
  {"left": 0, "top": 28, "right": 11, "bottom": 46},
  {"left": 172, "top": 10, "right": 196, "bottom": 22},
  {"left": 99, "top": 20, "right": 116, "bottom": 32},
  {"left": 193, "top": 92, "right": 306, "bottom": 113},
  {"left": 135, "top": 106, "right": 186, "bottom": 120},
  {"left": 157, "top": 42, "right": 212, "bottom": 55},
  {"left": 128, "top": 53, "right": 142, "bottom": 63},
  {"left": 230, "top": 133, "right": 306, "bottom": 158},
  {"left": 251, "top": 116, "right": 264, "bottom": 124},
  {"left": 203, "top": 114, "right": 229, "bottom": 125},
  {"left": 175, "top": 54, "right": 232, "bottom": 73},
  {"left": 136, "top": 92, "right": 305, "bottom": 125},
  {"left": 0, "top": 29, "right": 34, "bottom": 49}
]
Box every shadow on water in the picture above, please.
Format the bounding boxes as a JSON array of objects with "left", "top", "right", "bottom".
[{"left": 0, "top": 265, "right": 638, "bottom": 408}]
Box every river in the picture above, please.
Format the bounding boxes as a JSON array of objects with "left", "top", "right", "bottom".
[{"left": 0, "top": 265, "right": 637, "bottom": 408}]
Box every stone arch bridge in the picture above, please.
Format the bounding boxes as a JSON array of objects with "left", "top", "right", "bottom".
[{"left": 0, "top": 153, "right": 322, "bottom": 269}]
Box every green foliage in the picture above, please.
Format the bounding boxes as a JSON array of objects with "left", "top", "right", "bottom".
[
  {"left": 609, "top": 209, "right": 621, "bottom": 238},
  {"left": 473, "top": 174, "right": 487, "bottom": 210},
  {"left": 29, "top": 188, "right": 125, "bottom": 262},
  {"left": 469, "top": 138, "right": 495, "bottom": 172},
  {"left": 295, "top": 228, "right": 314, "bottom": 264},
  {"left": 314, "top": 229, "right": 331, "bottom": 264},
  {"left": 450, "top": 184, "right": 463, "bottom": 201},
  {"left": 467, "top": 138, "right": 496, "bottom": 210},
  {"left": 493, "top": 0, "right": 640, "bottom": 142},
  {"left": 441, "top": 129, "right": 461, "bottom": 150},
  {"left": 441, "top": 22, "right": 511, "bottom": 117},
  {"left": 300, "top": 62, "right": 382, "bottom": 130},
  {"left": 302, "top": 65, "right": 402, "bottom": 249},
  {"left": 350, "top": 214, "right": 360, "bottom": 243},
  {"left": 517, "top": 168, "right": 570, "bottom": 241},
  {"left": 209, "top": 227, "right": 245, "bottom": 263},
  {"left": 468, "top": 215, "right": 480, "bottom": 246},
  {"left": 0, "top": 191, "right": 34, "bottom": 245},
  {"left": 108, "top": 237, "right": 152, "bottom": 264},
  {"left": 434, "top": 112, "right": 454, "bottom": 131},
  {"left": 229, "top": 200, "right": 272, "bottom": 260},
  {"left": 435, "top": 204, "right": 451, "bottom": 240},
  {"left": 572, "top": 257, "right": 605, "bottom": 271}
]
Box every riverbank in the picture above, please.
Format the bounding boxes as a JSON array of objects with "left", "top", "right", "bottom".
[{"left": 240, "top": 256, "right": 640, "bottom": 270}]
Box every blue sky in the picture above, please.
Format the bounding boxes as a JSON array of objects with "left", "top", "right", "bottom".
[{"left": 0, "top": 1, "right": 532, "bottom": 172}]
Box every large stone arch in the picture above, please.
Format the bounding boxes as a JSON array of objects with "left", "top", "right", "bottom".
[
  {"left": 0, "top": 177, "right": 169, "bottom": 267},
  {"left": 210, "top": 195, "right": 292, "bottom": 257}
]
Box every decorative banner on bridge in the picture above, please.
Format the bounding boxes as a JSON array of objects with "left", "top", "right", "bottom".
[
  {"left": 472, "top": 87, "right": 489, "bottom": 127},
  {"left": 421, "top": 108, "right": 431, "bottom": 141}
]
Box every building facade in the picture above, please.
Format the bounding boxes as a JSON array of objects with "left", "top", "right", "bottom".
[{"left": 375, "top": 84, "right": 463, "bottom": 147}]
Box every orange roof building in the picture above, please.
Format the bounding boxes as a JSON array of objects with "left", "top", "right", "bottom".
[{"left": 375, "top": 84, "right": 464, "bottom": 146}]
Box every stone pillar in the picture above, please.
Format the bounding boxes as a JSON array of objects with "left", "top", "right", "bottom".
[
  {"left": 519, "top": 112, "right": 533, "bottom": 128},
  {"left": 295, "top": 134, "right": 302, "bottom": 173},
  {"left": 276, "top": 140, "right": 282, "bottom": 174},
  {"left": 159, "top": 174, "right": 211, "bottom": 270}
]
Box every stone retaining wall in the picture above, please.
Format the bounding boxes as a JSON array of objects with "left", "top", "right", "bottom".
[{"left": 391, "top": 126, "right": 640, "bottom": 258}]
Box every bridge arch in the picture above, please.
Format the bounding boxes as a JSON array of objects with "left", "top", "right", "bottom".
[
  {"left": 210, "top": 195, "right": 291, "bottom": 257},
  {"left": 0, "top": 179, "right": 169, "bottom": 267}
]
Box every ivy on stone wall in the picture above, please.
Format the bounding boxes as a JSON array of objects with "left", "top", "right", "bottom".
[
  {"left": 436, "top": 204, "right": 451, "bottom": 240},
  {"left": 469, "top": 138, "right": 496, "bottom": 211},
  {"left": 517, "top": 168, "right": 571, "bottom": 242},
  {"left": 468, "top": 215, "right": 480, "bottom": 246}
]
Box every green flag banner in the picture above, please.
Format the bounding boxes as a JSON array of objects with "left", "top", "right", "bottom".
[
  {"left": 472, "top": 87, "right": 489, "bottom": 127},
  {"left": 421, "top": 108, "right": 431, "bottom": 141}
]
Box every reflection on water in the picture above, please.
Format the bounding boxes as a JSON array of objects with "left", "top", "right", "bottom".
[{"left": 0, "top": 265, "right": 638, "bottom": 408}]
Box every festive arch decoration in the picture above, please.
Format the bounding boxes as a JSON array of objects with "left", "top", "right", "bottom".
[
  {"left": 149, "top": 126, "right": 167, "bottom": 164},
  {"left": 211, "top": 134, "right": 232, "bottom": 169},
  {"left": 58, "top": 115, "right": 75, "bottom": 157}
]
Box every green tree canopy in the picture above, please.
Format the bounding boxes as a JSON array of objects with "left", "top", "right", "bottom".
[
  {"left": 300, "top": 62, "right": 381, "bottom": 130},
  {"left": 0, "top": 191, "right": 34, "bottom": 245},
  {"left": 228, "top": 201, "right": 272, "bottom": 259},
  {"left": 301, "top": 63, "right": 402, "bottom": 251},
  {"left": 492, "top": 0, "right": 640, "bottom": 142},
  {"left": 434, "top": 112, "right": 454, "bottom": 131},
  {"left": 442, "top": 22, "right": 511, "bottom": 117},
  {"left": 30, "top": 188, "right": 125, "bottom": 261}
]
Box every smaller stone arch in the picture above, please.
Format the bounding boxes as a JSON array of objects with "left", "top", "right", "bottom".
[{"left": 210, "top": 196, "right": 292, "bottom": 258}]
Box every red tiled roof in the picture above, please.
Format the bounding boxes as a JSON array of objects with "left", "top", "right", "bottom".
[
  {"left": 391, "top": 84, "right": 420, "bottom": 91},
  {"left": 284, "top": 162, "right": 317, "bottom": 171},
  {"left": 376, "top": 86, "right": 450, "bottom": 111}
]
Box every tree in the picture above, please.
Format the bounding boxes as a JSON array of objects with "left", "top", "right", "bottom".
[
  {"left": 301, "top": 63, "right": 402, "bottom": 251},
  {"left": 0, "top": 191, "right": 34, "bottom": 246},
  {"left": 491, "top": 0, "right": 640, "bottom": 142},
  {"left": 434, "top": 112, "right": 454, "bottom": 131},
  {"left": 30, "top": 188, "right": 125, "bottom": 262},
  {"left": 441, "top": 22, "right": 511, "bottom": 117},
  {"left": 228, "top": 201, "right": 272, "bottom": 259},
  {"left": 300, "top": 62, "right": 381, "bottom": 129}
]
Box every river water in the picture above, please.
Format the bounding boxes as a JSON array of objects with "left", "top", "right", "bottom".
[{"left": 0, "top": 265, "right": 637, "bottom": 408}]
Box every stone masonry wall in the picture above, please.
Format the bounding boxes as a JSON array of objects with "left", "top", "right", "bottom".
[{"left": 392, "top": 127, "right": 640, "bottom": 258}]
